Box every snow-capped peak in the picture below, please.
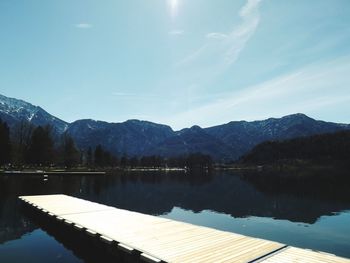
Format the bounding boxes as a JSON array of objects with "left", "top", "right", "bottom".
[{"left": 0, "top": 93, "right": 68, "bottom": 133}]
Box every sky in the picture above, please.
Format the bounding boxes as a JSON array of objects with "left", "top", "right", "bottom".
[{"left": 0, "top": 0, "right": 349, "bottom": 130}]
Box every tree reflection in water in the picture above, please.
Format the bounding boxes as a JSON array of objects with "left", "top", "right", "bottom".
[{"left": 0, "top": 169, "right": 350, "bottom": 259}]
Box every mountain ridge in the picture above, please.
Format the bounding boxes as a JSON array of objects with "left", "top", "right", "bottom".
[
  {"left": 1, "top": 93, "right": 349, "bottom": 161},
  {"left": 0, "top": 94, "right": 68, "bottom": 134}
]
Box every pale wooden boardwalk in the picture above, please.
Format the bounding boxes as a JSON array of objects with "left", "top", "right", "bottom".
[{"left": 19, "top": 194, "right": 350, "bottom": 263}]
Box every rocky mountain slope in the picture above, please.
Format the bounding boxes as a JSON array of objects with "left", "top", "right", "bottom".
[
  {"left": 0, "top": 94, "right": 67, "bottom": 134},
  {"left": 205, "top": 113, "right": 349, "bottom": 160},
  {"left": 66, "top": 119, "right": 174, "bottom": 156}
]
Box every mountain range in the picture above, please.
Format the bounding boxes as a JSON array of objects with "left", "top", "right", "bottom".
[{"left": 1, "top": 93, "right": 349, "bottom": 161}]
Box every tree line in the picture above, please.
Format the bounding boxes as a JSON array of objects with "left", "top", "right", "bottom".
[
  {"left": 0, "top": 119, "right": 81, "bottom": 168},
  {"left": 239, "top": 130, "right": 350, "bottom": 165},
  {"left": 0, "top": 119, "right": 213, "bottom": 170},
  {"left": 117, "top": 153, "right": 213, "bottom": 170},
  {"left": 0, "top": 119, "right": 11, "bottom": 166}
]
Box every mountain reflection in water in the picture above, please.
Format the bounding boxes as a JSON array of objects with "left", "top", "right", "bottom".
[{"left": 0, "top": 169, "right": 350, "bottom": 260}]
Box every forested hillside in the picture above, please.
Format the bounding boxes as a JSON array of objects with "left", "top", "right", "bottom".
[{"left": 240, "top": 131, "right": 350, "bottom": 165}]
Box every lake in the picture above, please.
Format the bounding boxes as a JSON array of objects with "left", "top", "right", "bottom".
[{"left": 1, "top": 169, "right": 350, "bottom": 262}]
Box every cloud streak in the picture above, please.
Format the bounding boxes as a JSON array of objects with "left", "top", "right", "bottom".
[
  {"left": 206, "top": 33, "right": 228, "bottom": 39},
  {"left": 167, "top": 57, "right": 350, "bottom": 129},
  {"left": 75, "top": 23, "right": 92, "bottom": 29},
  {"left": 224, "top": 0, "right": 262, "bottom": 66},
  {"left": 177, "top": 0, "right": 262, "bottom": 67}
]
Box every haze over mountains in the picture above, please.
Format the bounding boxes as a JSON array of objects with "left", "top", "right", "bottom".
[{"left": 1, "top": 94, "right": 349, "bottom": 161}]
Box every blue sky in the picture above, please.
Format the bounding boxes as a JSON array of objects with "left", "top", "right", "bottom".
[{"left": 0, "top": 0, "right": 349, "bottom": 130}]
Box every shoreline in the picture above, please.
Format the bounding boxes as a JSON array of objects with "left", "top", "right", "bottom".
[
  {"left": 0, "top": 167, "right": 188, "bottom": 175},
  {"left": 2, "top": 170, "right": 107, "bottom": 175}
]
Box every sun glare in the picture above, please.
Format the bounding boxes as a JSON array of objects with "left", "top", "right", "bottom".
[
  {"left": 169, "top": 0, "right": 179, "bottom": 17},
  {"left": 170, "top": 0, "right": 178, "bottom": 9}
]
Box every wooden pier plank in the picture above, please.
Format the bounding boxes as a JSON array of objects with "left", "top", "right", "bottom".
[
  {"left": 19, "top": 194, "right": 350, "bottom": 263},
  {"left": 22, "top": 194, "right": 112, "bottom": 215},
  {"left": 60, "top": 209, "right": 284, "bottom": 262},
  {"left": 153, "top": 232, "right": 242, "bottom": 258},
  {"left": 260, "top": 247, "right": 350, "bottom": 263},
  {"left": 178, "top": 239, "right": 281, "bottom": 263}
]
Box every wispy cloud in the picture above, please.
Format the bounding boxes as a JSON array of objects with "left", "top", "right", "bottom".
[
  {"left": 206, "top": 33, "right": 228, "bottom": 40},
  {"left": 177, "top": 0, "right": 262, "bottom": 67},
  {"left": 169, "top": 30, "right": 184, "bottom": 36},
  {"left": 75, "top": 23, "right": 92, "bottom": 29},
  {"left": 175, "top": 45, "right": 208, "bottom": 66},
  {"left": 167, "top": 57, "right": 350, "bottom": 129},
  {"left": 224, "top": 0, "right": 262, "bottom": 65},
  {"left": 239, "top": 0, "right": 262, "bottom": 18}
]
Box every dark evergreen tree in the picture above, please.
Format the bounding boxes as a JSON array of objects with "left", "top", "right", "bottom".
[
  {"left": 120, "top": 155, "right": 128, "bottom": 168},
  {"left": 12, "top": 120, "right": 34, "bottom": 165},
  {"left": 27, "top": 125, "right": 54, "bottom": 166},
  {"left": 103, "top": 150, "right": 112, "bottom": 167},
  {"left": 139, "top": 155, "right": 164, "bottom": 168},
  {"left": 129, "top": 157, "right": 139, "bottom": 168},
  {"left": 0, "top": 119, "right": 11, "bottom": 166},
  {"left": 186, "top": 153, "right": 213, "bottom": 170},
  {"left": 167, "top": 156, "right": 186, "bottom": 168},
  {"left": 86, "top": 147, "right": 93, "bottom": 167},
  {"left": 94, "top": 145, "right": 104, "bottom": 167},
  {"left": 62, "top": 133, "right": 79, "bottom": 168}
]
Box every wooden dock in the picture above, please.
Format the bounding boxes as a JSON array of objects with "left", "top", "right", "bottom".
[{"left": 19, "top": 194, "right": 350, "bottom": 263}]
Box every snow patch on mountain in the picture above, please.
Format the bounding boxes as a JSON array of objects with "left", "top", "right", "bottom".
[{"left": 0, "top": 94, "right": 68, "bottom": 133}]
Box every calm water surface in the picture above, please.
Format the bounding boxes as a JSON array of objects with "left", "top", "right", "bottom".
[{"left": 1, "top": 170, "right": 350, "bottom": 262}]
